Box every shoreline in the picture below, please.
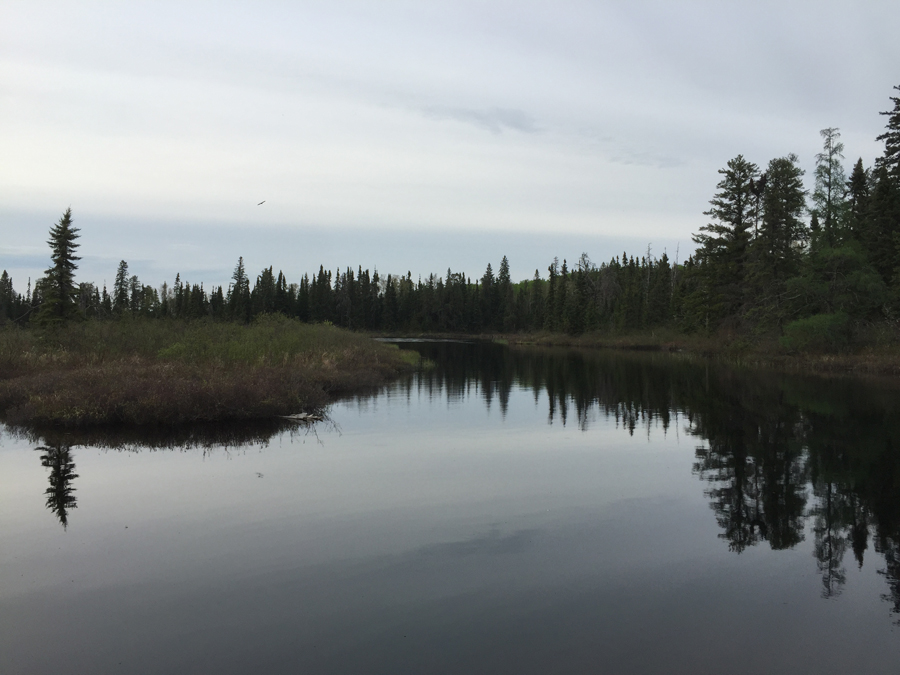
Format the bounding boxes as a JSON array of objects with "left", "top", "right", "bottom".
[
  {"left": 4, "top": 320, "right": 898, "bottom": 430},
  {"left": 375, "top": 329, "right": 900, "bottom": 378}
]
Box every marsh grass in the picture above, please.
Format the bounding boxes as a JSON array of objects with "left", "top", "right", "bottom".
[{"left": 0, "top": 315, "right": 411, "bottom": 427}]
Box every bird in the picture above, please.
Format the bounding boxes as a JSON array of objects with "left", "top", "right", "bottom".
[{"left": 257, "top": 200, "right": 266, "bottom": 206}]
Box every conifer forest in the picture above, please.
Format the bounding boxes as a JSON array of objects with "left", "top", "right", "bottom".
[{"left": 3, "top": 86, "right": 899, "bottom": 350}]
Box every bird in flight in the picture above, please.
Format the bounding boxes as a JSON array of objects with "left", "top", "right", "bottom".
[{"left": 257, "top": 200, "right": 266, "bottom": 206}]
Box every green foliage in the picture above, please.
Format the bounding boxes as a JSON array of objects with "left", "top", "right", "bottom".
[
  {"left": 785, "top": 243, "right": 886, "bottom": 319},
  {"left": 780, "top": 312, "right": 851, "bottom": 353}
]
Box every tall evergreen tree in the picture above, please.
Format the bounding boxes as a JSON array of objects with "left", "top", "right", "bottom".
[
  {"left": 228, "top": 257, "right": 251, "bottom": 321},
  {"left": 497, "top": 256, "right": 515, "bottom": 331},
  {"left": 129, "top": 274, "right": 142, "bottom": 314},
  {"left": 811, "top": 128, "right": 848, "bottom": 248},
  {"left": 689, "top": 155, "right": 759, "bottom": 327},
  {"left": 37, "top": 208, "right": 81, "bottom": 326},
  {"left": 846, "top": 158, "right": 870, "bottom": 242},
  {"left": 872, "top": 86, "right": 900, "bottom": 288},
  {"left": 876, "top": 85, "right": 900, "bottom": 178},
  {"left": 747, "top": 154, "right": 807, "bottom": 325},
  {"left": 113, "top": 260, "right": 130, "bottom": 313},
  {"left": 756, "top": 154, "right": 807, "bottom": 279},
  {"left": 0, "top": 270, "right": 14, "bottom": 324},
  {"left": 866, "top": 165, "right": 899, "bottom": 284}
]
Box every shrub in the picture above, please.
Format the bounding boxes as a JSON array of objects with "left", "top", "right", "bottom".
[{"left": 780, "top": 312, "right": 851, "bottom": 353}]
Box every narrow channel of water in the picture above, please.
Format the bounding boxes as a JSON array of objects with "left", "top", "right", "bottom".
[{"left": 2, "top": 341, "right": 900, "bottom": 674}]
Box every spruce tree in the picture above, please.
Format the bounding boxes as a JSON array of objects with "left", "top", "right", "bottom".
[
  {"left": 876, "top": 85, "right": 900, "bottom": 178},
  {"left": 757, "top": 154, "right": 807, "bottom": 279},
  {"left": 113, "top": 261, "right": 129, "bottom": 313},
  {"left": 872, "top": 85, "right": 900, "bottom": 289},
  {"left": 0, "top": 270, "right": 13, "bottom": 324},
  {"left": 497, "top": 256, "right": 514, "bottom": 331},
  {"left": 228, "top": 257, "right": 251, "bottom": 321},
  {"left": 690, "top": 155, "right": 759, "bottom": 327},
  {"left": 846, "top": 158, "right": 870, "bottom": 242},
  {"left": 747, "top": 154, "right": 807, "bottom": 326},
  {"left": 866, "top": 165, "right": 899, "bottom": 284},
  {"left": 129, "top": 275, "right": 142, "bottom": 314},
  {"left": 37, "top": 208, "right": 81, "bottom": 326}
]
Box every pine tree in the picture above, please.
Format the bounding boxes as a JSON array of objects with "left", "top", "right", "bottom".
[
  {"left": 530, "top": 269, "right": 544, "bottom": 330},
  {"left": 876, "top": 85, "right": 900, "bottom": 178},
  {"left": 866, "top": 165, "right": 899, "bottom": 284},
  {"left": 113, "top": 261, "right": 129, "bottom": 313},
  {"left": 129, "top": 274, "right": 142, "bottom": 314},
  {"left": 251, "top": 266, "right": 276, "bottom": 316},
  {"left": 747, "top": 154, "right": 807, "bottom": 326},
  {"left": 756, "top": 154, "right": 807, "bottom": 280},
  {"left": 37, "top": 208, "right": 81, "bottom": 326},
  {"left": 689, "top": 155, "right": 759, "bottom": 328},
  {"left": 544, "top": 259, "right": 558, "bottom": 331},
  {"left": 872, "top": 86, "right": 900, "bottom": 289},
  {"left": 228, "top": 257, "right": 251, "bottom": 321},
  {"left": 846, "top": 158, "right": 870, "bottom": 242},
  {"left": 497, "top": 255, "right": 515, "bottom": 331},
  {"left": 101, "top": 283, "right": 112, "bottom": 316},
  {"left": 0, "top": 270, "right": 13, "bottom": 324},
  {"left": 811, "top": 128, "right": 848, "bottom": 248}
]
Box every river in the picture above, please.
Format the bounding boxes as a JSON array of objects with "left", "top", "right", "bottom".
[{"left": 2, "top": 340, "right": 900, "bottom": 673}]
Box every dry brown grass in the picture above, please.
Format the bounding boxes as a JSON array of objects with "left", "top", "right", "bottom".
[{"left": 0, "top": 315, "right": 412, "bottom": 427}]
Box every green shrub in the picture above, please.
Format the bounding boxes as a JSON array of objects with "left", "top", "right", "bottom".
[{"left": 780, "top": 312, "right": 851, "bottom": 353}]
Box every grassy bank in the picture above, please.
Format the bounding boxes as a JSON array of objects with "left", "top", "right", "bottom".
[
  {"left": 378, "top": 326, "right": 900, "bottom": 377},
  {"left": 504, "top": 328, "right": 900, "bottom": 376},
  {"left": 0, "top": 315, "right": 415, "bottom": 427}
]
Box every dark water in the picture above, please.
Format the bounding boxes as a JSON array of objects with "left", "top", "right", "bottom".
[{"left": 2, "top": 341, "right": 900, "bottom": 674}]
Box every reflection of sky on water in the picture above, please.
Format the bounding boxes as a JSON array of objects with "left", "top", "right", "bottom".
[{"left": 2, "top": 344, "right": 900, "bottom": 673}]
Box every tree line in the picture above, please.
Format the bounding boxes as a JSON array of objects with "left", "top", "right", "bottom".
[{"left": 2, "top": 85, "right": 898, "bottom": 340}]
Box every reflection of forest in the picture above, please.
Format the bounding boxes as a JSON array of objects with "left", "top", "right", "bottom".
[
  {"left": 689, "top": 369, "right": 900, "bottom": 608},
  {"left": 396, "top": 342, "right": 900, "bottom": 615}
]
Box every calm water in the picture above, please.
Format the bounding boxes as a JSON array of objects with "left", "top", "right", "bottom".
[{"left": 2, "top": 341, "right": 900, "bottom": 674}]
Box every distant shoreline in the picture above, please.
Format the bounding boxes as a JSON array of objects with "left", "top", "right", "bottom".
[{"left": 376, "top": 330, "right": 900, "bottom": 378}]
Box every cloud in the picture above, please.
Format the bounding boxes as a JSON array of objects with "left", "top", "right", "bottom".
[{"left": 421, "top": 105, "right": 540, "bottom": 135}]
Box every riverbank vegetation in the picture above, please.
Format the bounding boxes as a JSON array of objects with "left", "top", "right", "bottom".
[{"left": 0, "top": 316, "right": 412, "bottom": 426}]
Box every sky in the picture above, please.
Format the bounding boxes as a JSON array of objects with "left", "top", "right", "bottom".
[{"left": 2, "top": 1, "right": 898, "bottom": 291}]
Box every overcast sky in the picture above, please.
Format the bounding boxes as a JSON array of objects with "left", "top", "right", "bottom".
[{"left": 2, "top": 1, "right": 898, "bottom": 290}]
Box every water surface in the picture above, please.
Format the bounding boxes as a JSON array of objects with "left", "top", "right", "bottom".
[{"left": 2, "top": 342, "right": 900, "bottom": 674}]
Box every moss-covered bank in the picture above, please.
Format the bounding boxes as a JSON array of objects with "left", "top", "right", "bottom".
[{"left": 0, "top": 315, "right": 415, "bottom": 427}]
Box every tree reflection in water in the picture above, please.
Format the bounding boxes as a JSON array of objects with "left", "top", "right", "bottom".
[
  {"left": 20, "top": 418, "right": 325, "bottom": 530},
  {"left": 37, "top": 444, "right": 78, "bottom": 529},
  {"left": 394, "top": 341, "right": 900, "bottom": 618}
]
